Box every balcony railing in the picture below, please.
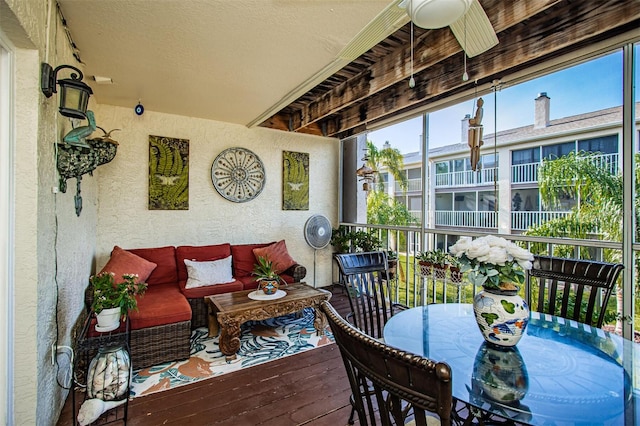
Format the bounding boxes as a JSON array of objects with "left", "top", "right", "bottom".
[
  {"left": 395, "top": 178, "right": 422, "bottom": 192},
  {"left": 435, "top": 167, "right": 497, "bottom": 188},
  {"left": 511, "top": 153, "right": 620, "bottom": 184},
  {"left": 511, "top": 210, "right": 571, "bottom": 231},
  {"left": 335, "top": 222, "right": 630, "bottom": 338},
  {"left": 435, "top": 210, "right": 497, "bottom": 228}
]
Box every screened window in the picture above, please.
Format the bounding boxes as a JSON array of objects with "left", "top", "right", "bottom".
[
  {"left": 481, "top": 153, "right": 498, "bottom": 169},
  {"left": 512, "top": 148, "right": 540, "bottom": 165},
  {"left": 435, "top": 161, "right": 449, "bottom": 174},
  {"left": 578, "top": 135, "right": 618, "bottom": 154},
  {"left": 407, "top": 168, "right": 421, "bottom": 179},
  {"left": 543, "top": 142, "right": 574, "bottom": 159}
]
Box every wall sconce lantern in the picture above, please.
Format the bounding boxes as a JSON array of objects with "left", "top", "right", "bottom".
[{"left": 40, "top": 63, "right": 93, "bottom": 119}]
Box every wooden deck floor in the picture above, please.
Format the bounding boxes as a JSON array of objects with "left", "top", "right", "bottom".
[{"left": 57, "top": 285, "right": 357, "bottom": 426}]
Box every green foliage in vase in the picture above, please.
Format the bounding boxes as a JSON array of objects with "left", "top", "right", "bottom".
[{"left": 149, "top": 135, "right": 189, "bottom": 210}]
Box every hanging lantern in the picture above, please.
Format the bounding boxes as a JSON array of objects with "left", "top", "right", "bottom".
[{"left": 86, "top": 345, "right": 131, "bottom": 401}]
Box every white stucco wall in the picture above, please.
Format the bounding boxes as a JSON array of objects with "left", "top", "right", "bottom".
[
  {"left": 94, "top": 104, "right": 339, "bottom": 289},
  {"left": 3, "top": 2, "right": 340, "bottom": 424},
  {"left": 4, "top": 1, "right": 105, "bottom": 424}
]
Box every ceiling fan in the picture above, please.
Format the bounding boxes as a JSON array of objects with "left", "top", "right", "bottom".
[{"left": 399, "top": 0, "right": 498, "bottom": 58}]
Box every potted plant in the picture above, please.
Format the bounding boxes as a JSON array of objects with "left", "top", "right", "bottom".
[
  {"left": 385, "top": 250, "right": 398, "bottom": 279},
  {"left": 449, "top": 235, "right": 534, "bottom": 347},
  {"left": 447, "top": 254, "right": 463, "bottom": 283},
  {"left": 416, "top": 250, "right": 435, "bottom": 276},
  {"left": 90, "top": 272, "right": 148, "bottom": 331},
  {"left": 351, "top": 231, "right": 382, "bottom": 252},
  {"left": 252, "top": 256, "right": 284, "bottom": 295},
  {"left": 331, "top": 226, "right": 353, "bottom": 253}
]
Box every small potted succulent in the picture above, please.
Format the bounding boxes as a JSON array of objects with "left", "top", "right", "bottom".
[
  {"left": 90, "top": 272, "right": 148, "bottom": 331},
  {"left": 252, "top": 256, "right": 284, "bottom": 295}
]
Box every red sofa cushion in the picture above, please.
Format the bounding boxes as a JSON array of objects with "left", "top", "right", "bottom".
[
  {"left": 176, "top": 244, "right": 232, "bottom": 282},
  {"left": 99, "top": 246, "right": 157, "bottom": 284},
  {"left": 252, "top": 240, "right": 297, "bottom": 274},
  {"left": 128, "top": 246, "right": 177, "bottom": 286},
  {"left": 128, "top": 283, "right": 191, "bottom": 329},
  {"left": 231, "top": 242, "right": 274, "bottom": 278}
]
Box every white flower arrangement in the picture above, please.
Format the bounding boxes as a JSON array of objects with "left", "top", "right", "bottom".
[{"left": 449, "top": 235, "right": 534, "bottom": 290}]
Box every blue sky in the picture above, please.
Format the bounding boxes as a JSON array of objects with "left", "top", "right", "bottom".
[{"left": 368, "top": 48, "right": 638, "bottom": 154}]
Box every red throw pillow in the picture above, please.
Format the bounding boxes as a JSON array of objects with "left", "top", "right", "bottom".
[
  {"left": 99, "top": 246, "right": 157, "bottom": 284},
  {"left": 252, "top": 240, "right": 296, "bottom": 274}
]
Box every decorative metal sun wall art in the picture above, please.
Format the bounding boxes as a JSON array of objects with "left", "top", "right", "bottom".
[{"left": 211, "top": 147, "right": 266, "bottom": 203}]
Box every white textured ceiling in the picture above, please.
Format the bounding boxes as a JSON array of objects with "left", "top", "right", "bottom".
[{"left": 58, "top": 0, "right": 401, "bottom": 128}]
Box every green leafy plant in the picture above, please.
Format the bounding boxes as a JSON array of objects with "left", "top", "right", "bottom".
[
  {"left": 449, "top": 236, "right": 534, "bottom": 290},
  {"left": 351, "top": 230, "right": 381, "bottom": 252},
  {"left": 416, "top": 249, "right": 448, "bottom": 266},
  {"left": 386, "top": 250, "right": 398, "bottom": 261},
  {"left": 252, "top": 256, "right": 284, "bottom": 283},
  {"left": 331, "top": 226, "right": 352, "bottom": 253},
  {"left": 90, "top": 272, "right": 148, "bottom": 317},
  {"left": 330, "top": 226, "right": 382, "bottom": 253}
]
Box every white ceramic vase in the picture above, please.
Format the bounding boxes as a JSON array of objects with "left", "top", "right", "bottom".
[
  {"left": 472, "top": 286, "right": 529, "bottom": 347},
  {"left": 95, "top": 307, "right": 121, "bottom": 330}
]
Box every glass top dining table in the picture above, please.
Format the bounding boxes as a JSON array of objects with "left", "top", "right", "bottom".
[{"left": 383, "top": 304, "right": 640, "bottom": 425}]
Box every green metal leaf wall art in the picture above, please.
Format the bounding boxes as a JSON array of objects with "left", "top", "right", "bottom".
[
  {"left": 282, "top": 151, "right": 309, "bottom": 210},
  {"left": 148, "top": 135, "right": 189, "bottom": 210}
]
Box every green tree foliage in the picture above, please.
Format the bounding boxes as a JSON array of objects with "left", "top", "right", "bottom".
[
  {"left": 366, "top": 190, "right": 416, "bottom": 226},
  {"left": 525, "top": 151, "right": 640, "bottom": 330},
  {"left": 366, "top": 140, "right": 408, "bottom": 192},
  {"left": 525, "top": 151, "right": 639, "bottom": 259},
  {"left": 364, "top": 140, "right": 415, "bottom": 227}
]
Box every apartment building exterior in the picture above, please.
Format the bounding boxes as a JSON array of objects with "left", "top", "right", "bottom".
[{"left": 379, "top": 94, "right": 639, "bottom": 246}]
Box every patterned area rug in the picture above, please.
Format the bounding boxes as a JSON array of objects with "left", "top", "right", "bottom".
[{"left": 130, "top": 308, "right": 334, "bottom": 397}]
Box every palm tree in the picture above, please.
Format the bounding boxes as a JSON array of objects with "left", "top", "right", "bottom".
[
  {"left": 366, "top": 140, "right": 408, "bottom": 192},
  {"left": 525, "top": 151, "right": 640, "bottom": 331}
]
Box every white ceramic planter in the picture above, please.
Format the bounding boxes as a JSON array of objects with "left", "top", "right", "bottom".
[
  {"left": 95, "top": 307, "right": 121, "bottom": 332},
  {"left": 472, "top": 287, "right": 529, "bottom": 347}
]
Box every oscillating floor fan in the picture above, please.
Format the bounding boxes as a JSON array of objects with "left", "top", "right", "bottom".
[{"left": 303, "top": 215, "right": 332, "bottom": 287}]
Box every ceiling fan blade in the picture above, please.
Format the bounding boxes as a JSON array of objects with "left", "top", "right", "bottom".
[{"left": 450, "top": 0, "right": 498, "bottom": 58}]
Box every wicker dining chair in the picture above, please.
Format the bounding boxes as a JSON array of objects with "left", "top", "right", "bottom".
[
  {"left": 525, "top": 255, "right": 624, "bottom": 328},
  {"left": 333, "top": 251, "right": 406, "bottom": 340},
  {"left": 322, "top": 301, "right": 453, "bottom": 426}
]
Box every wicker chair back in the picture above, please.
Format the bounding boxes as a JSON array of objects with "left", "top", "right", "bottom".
[
  {"left": 525, "top": 255, "right": 624, "bottom": 327},
  {"left": 322, "top": 301, "right": 453, "bottom": 426}
]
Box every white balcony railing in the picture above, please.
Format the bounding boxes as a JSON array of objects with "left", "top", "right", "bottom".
[
  {"left": 511, "top": 211, "right": 571, "bottom": 231},
  {"left": 511, "top": 153, "right": 620, "bottom": 184},
  {"left": 395, "top": 178, "right": 422, "bottom": 192},
  {"left": 435, "top": 167, "right": 497, "bottom": 188},
  {"left": 434, "top": 210, "right": 497, "bottom": 228}
]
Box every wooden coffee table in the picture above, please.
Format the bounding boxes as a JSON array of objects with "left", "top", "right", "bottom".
[{"left": 205, "top": 282, "right": 332, "bottom": 360}]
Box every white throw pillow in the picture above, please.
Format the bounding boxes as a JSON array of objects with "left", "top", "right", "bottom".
[{"left": 184, "top": 256, "right": 234, "bottom": 289}]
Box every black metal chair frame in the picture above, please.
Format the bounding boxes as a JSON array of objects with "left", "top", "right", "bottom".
[
  {"left": 322, "top": 301, "right": 453, "bottom": 426},
  {"left": 334, "top": 251, "right": 406, "bottom": 340},
  {"left": 525, "top": 255, "right": 624, "bottom": 327}
]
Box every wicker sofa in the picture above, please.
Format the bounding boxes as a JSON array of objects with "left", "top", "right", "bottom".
[{"left": 87, "top": 241, "right": 306, "bottom": 369}]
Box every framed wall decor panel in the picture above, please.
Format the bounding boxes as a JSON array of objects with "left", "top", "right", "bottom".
[
  {"left": 282, "top": 151, "right": 309, "bottom": 210},
  {"left": 149, "top": 135, "right": 189, "bottom": 210}
]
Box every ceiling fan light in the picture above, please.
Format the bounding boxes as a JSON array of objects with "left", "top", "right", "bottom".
[{"left": 409, "top": 0, "right": 472, "bottom": 29}]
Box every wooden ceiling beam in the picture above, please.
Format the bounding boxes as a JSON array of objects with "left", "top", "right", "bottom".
[
  {"left": 267, "top": 0, "right": 562, "bottom": 134},
  {"left": 323, "top": 0, "right": 640, "bottom": 138}
]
